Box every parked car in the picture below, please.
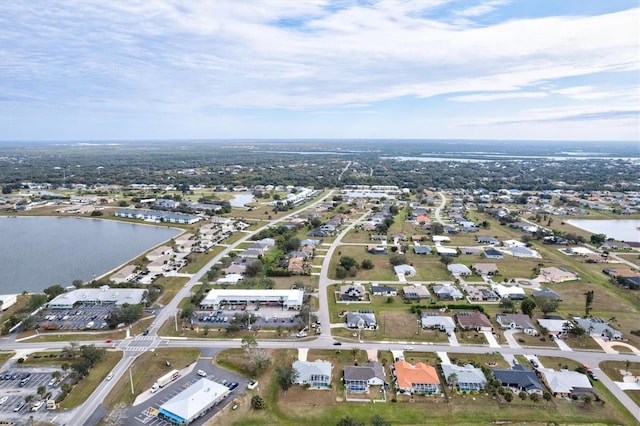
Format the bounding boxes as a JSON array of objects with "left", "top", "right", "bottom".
[{"left": 13, "top": 402, "right": 26, "bottom": 412}]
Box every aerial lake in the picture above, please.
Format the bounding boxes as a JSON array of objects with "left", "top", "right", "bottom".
[
  {"left": 0, "top": 216, "right": 181, "bottom": 294},
  {"left": 229, "top": 193, "right": 255, "bottom": 207},
  {"left": 566, "top": 219, "right": 640, "bottom": 243}
]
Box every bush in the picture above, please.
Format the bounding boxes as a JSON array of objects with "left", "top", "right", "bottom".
[
  {"left": 251, "top": 395, "right": 265, "bottom": 409},
  {"left": 17, "top": 358, "right": 24, "bottom": 364}
]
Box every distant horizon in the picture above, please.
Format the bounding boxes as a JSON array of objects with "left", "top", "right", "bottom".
[{"left": 0, "top": 138, "right": 637, "bottom": 144}]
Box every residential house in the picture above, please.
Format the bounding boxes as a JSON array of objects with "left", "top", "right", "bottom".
[
  {"left": 300, "top": 239, "right": 320, "bottom": 247},
  {"left": 483, "top": 248, "right": 504, "bottom": 260},
  {"left": 476, "top": 236, "right": 499, "bottom": 245},
  {"left": 442, "top": 364, "right": 487, "bottom": 391},
  {"left": 346, "top": 311, "right": 377, "bottom": 329},
  {"left": 492, "top": 365, "right": 544, "bottom": 395},
  {"left": 537, "top": 316, "right": 573, "bottom": 336},
  {"left": 496, "top": 314, "right": 538, "bottom": 335},
  {"left": 394, "top": 264, "right": 416, "bottom": 278},
  {"left": 447, "top": 264, "right": 472, "bottom": 276},
  {"left": 110, "top": 265, "right": 137, "bottom": 284},
  {"left": 288, "top": 257, "right": 305, "bottom": 275},
  {"left": 532, "top": 287, "right": 563, "bottom": 301},
  {"left": 371, "top": 285, "right": 397, "bottom": 296},
  {"left": 421, "top": 315, "right": 456, "bottom": 332},
  {"left": 367, "top": 245, "right": 388, "bottom": 255},
  {"left": 538, "top": 368, "right": 593, "bottom": 398},
  {"left": 146, "top": 245, "right": 173, "bottom": 261},
  {"left": 432, "top": 284, "right": 463, "bottom": 300},
  {"left": 479, "top": 289, "right": 500, "bottom": 301},
  {"left": 413, "top": 245, "right": 432, "bottom": 255},
  {"left": 472, "top": 263, "right": 499, "bottom": 276},
  {"left": 292, "top": 360, "right": 332, "bottom": 389},
  {"left": 575, "top": 318, "right": 622, "bottom": 340},
  {"left": 147, "top": 255, "right": 171, "bottom": 273},
  {"left": 492, "top": 284, "right": 526, "bottom": 300},
  {"left": 344, "top": 362, "right": 385, "bottom": 392},
  {"left": 511, "top": 246, "right": 539, "bottom": 258},
  {"left": 455, "top": 312, "right": 493, "bottom": 332},
  {"left": 402, "top": 285, "right": 431, "bottom": 301},
  {"left": 503, "top": 240, "right": 525, "bottom": 249},
  {"left": 393, "top": 361, "right": 441, "bottom": 395},
  {"left": 436, "top": 246, "right": 458, "bottom": 257},
  {"left": 539, "top": 267, "right": 579, "bottom": 283},
  {"left": 340, "top": 284, "right": 366, "bottom": 301}
]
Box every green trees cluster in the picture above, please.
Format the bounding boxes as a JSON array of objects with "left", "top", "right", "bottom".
[
  {"left": 336, "top": 256, "right": 359, "bottom": 279},
  {"left": 106, "top": 303, "right": 143, "bottom": 328}
]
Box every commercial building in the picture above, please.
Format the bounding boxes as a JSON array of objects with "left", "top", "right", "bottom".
[
  {"left": 0, "top": 294, "right": 18, "bottom": 311},
  {"left": 157, "top": 378, "right": 230, "bottom": 425},
  {"left": 199, "top": 289, "right": 304, "bottom": 310},
  {"left": 47, "top": 286, "right": 146, "bottom": 309}
]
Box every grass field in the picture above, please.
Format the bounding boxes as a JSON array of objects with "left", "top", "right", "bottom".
[
  {"left": 58, "top": 350, "right": 123, "bottom": 409},
  {"left": 0, "top": 351, "right": 15, "bottom": 364},
  {"left": 104, "top": 348, "right": 200, "bottom": 408},
  {"left": 154, "top": 276, "right": 190, "bottom": 306}
]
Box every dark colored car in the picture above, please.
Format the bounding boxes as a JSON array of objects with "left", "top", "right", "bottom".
[{"left": 333, "top": 341, "right": 342, "bottom": 346}]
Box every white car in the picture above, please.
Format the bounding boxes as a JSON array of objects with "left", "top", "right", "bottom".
[
  {"left": 403, "top": 346, "right": 413, "bottom": 350},
  {"left": 106, "top": 373, "right": 113, "bottom": 381},
  {"left": 197, "top": 370, "right": 207, "bottom": 377},
  {"left": 0, "top": 396, "right": 8, "bottom": 405}
]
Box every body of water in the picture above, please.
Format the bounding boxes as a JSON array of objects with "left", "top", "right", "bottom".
[
  {"left": 566, "top": 219, "right": 640, "bottom": 243},
  {"left": 229, "top": 193, "right": 255, "bottom": 207},
  {"left": 0, "top": 216, "right": 181, "bottom": 294}
]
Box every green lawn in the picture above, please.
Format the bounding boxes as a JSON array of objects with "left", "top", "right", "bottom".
[
  {"left": 154, "top": 276, "right": 190, "bottom": 306},
  {"left": 0, "top": 351, "right": 15, "bottom": 364},
  {"left": 59, "top": 350, "right": 123, "bottom": 409}
]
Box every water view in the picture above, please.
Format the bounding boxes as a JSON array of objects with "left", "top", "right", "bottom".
[
  {"left": 0, "top": 216, "right": 181, "bottom": 294},
  {"left": 567, "top": 219, "right": 640, "bottom": 243},
  {"left": 229, "top": 193, "right": 255, "bottom": 207}
]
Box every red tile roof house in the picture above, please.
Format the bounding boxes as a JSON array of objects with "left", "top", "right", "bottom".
[
  {"left": 393, "top": 361, "right": 441, "bottom": 395},
  {"left": 455, "top": 312, "right": 494, "bottom": 332}
]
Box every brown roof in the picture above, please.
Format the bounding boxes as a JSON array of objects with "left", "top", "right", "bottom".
[{"left": 456, "top": 312, "right": 492, "bottom": 329}]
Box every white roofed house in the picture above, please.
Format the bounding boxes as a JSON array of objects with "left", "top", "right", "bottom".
[
  {"left": 0, "top": 294, "right": 18, "bottom": 311},
  {"left": 538, "top": 368, "right": 593, "bottom": 398},
  {"left": 447, "top": 264, "right": 472, "bottom": 276},
  {"left": 421, "top": 314, "right": 456, "bottom": 332},
  {"left": 293, "top": 360, "right": 332, "bottom": 389},
  {"left": 492, "top": 284, "right": 526, "bottom": 300},
  {"left": 496, "top": 314, "right": 538, "bottom": 335},
  {"left": 441, "top": 364, "right": 487, "bottom": 392},
  {"left": 433, "top": 284, "right": 463, "bottom": 300},
  {"left": 346, "top": 311, "right": 377, "bottom": 330}
]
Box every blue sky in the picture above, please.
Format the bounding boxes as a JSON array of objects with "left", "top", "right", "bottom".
[{"left": 0, "top": 0, "right": 638, "bottom": 141}]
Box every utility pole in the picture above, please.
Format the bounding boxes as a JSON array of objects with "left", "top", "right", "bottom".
[{"left": 129, "top": 366, "right": 134, "bottom": 395}]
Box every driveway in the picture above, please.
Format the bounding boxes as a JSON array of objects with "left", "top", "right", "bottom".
[
  {"left": 482, "top": 331, "right": 501, "bottom": 348},
  {"left": 503, "top": 329, "right": 522, "bottom": 349}
]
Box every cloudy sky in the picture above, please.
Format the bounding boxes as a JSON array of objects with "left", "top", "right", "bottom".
[{"left": 1, "top": 0, "right": 638, "bottom": 141}]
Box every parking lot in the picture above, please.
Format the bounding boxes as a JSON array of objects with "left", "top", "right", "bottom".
[
  {"left": 194, "top": 304, "right": 302, "bottom": 329},
  {"left": 0, "top": 367, "right": 63, "bottom": 421},
  {"left": 126, "top": 360, "right": 246, "bottom": 426},
  {"left": 36, "top": 304, "right": 113, "bottom": 331}
]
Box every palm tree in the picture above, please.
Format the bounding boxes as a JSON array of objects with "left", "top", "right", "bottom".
[
  {"left": 447, "top": 373, "right": 459, "bottom": 391},
  {"left": 530, "top": 393, "right": 540, "bottom": 404}
]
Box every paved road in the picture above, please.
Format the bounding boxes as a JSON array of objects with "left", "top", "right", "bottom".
[{"left": 317, "top": 210, "right": 370, "bottom": 337}]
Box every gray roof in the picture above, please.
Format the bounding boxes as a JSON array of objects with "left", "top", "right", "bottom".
[
  {"left": 447, "top": 264, "right": 472, "bottom": 275},
  {"left": 532, "top": 287, "right": 563, "bottom": 301},
  {"left": 496, "top": 314, "right": 536, "bottom": 330},
  {"left": 48, "top": 287, "right": 146, "bottom": 308},
  {"left": 442, "top": 364, "right": 487, "bottom": 386},
  {"left": 413, "top": 245, "right": 432, "bottom": 254},
  {"left": 492, "top": 365, "right": 543, "bottom": 393},
  {"left": 293, "top": 360, "right": 332, "bottom": 384},
  {"left": 346, "top": 311, "right": 377, "bottom": 328},
  {"left": 344, "top": 362, "right": 385, "bottom": 382}
]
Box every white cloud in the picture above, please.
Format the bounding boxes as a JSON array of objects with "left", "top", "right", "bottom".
[
  {"left": 449, "top": 91, "right": 547, "bottom": 102},
  {"left": 0, "top": 0, "right": 638, "bottom": 140}
]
